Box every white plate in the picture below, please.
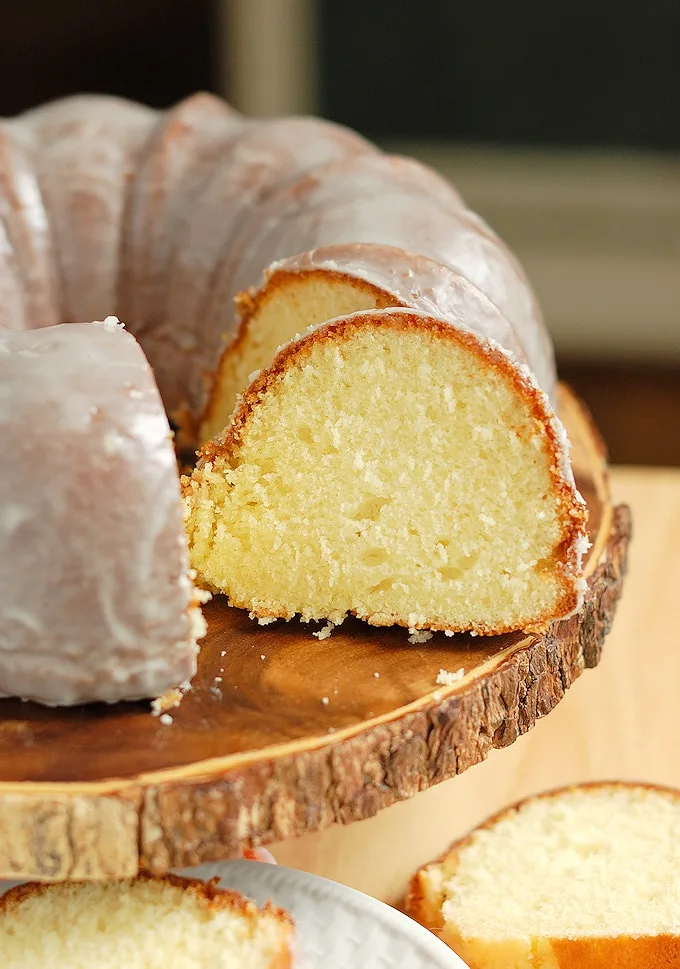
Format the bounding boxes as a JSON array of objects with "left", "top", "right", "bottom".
[
  {"left": 181, "top": 860, "right": 467, "bottom": 968},
  {"left": 1, "top": 862, "right": 467, "bottom": 968}
]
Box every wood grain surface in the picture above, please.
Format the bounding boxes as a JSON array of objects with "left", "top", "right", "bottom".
[{"left": 0, "top": 386, "right": 629, "bottom": 881}]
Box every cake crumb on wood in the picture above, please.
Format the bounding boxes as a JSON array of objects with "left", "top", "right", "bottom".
[
  {"left": 436, "top": 667, "right": 465, "bottom": 686},
  {"left": 409, "top": 628, "right": 433, "bottom": 644},
  {"left": 150, "top": 686, "right": 184, "bottom": 716}
]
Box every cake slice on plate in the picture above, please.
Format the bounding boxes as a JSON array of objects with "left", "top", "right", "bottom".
[{"left": 0, "top": 873, "right": 294, "bottom": 968}]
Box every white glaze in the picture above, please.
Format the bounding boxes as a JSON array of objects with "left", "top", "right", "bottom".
[
  {"left": 119, "top": 92, "right": 244, "bottom": 349},
  {"left": 205, "top": 154, "right": 465, "bottom": 342},
  {"left": 25, "top": 95, "right": 155, "bottom": 324},
  {"left": 237, "top": 191, "right": 538, "bottom": 344},
  {"left": 0, "top": 320, "right": 201, "bottom": 705},
  {"left": 4, "top": 92, "right": 552, "bottom": 418},
  {"left": 0, "top": 121, "right": 60, "bottom": 326},
  {"left": 0, "top": 216, "right": 28, "bottom": 332}
]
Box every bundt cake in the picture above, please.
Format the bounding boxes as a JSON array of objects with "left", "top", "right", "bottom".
[
  {"left": 406, "top": 783, "right": 680, "bottom": 969},
  {"left": 0, "top": 873, "right": 294, "bottom": 968},
  {"left": 0, "top": 318, "right": 203, "bottom": 706},
  {"left": 0, "top": 91, "right": 589, "bottom": 703}
]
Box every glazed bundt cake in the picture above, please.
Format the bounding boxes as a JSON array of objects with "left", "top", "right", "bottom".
[
  {"left": 0, "top": 91, "right": 588, "bottom": 703},
  {"left": 0, "top": 873, "right": 294, "bottom": 968},
  {"left": 406, "top": 783, "right": 680, "bottom": 969},
  {"left": 0, "top": 318, "right": 204, "bottom": 706}
]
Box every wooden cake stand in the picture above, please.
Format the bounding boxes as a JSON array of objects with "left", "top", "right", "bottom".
[{"left": 0, "top": 386, "right": 630, "bottom": 883}]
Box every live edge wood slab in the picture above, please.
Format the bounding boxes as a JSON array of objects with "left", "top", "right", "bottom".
[{"left": 0, "top": 386, "right": 630, "bottom": 882}]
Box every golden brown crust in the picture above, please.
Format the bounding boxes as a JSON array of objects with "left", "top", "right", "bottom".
[
  {"left": 406, "top": 781, "right": 680, "bottom": 969},
  {"left": 420, "top": 933, "right": 680, "bottom": 969},
  {"left": 191, "top": 308, "right": 588, "bottom": 635},
  {"left": 405, "top": 868, "right": 446, "bottom": 934},
  {"left": 550, "top": 935, "right": 680, "bottom": 969}
]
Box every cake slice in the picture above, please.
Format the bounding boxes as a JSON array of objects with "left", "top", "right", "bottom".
[
  {"left": 0, "top": 874, "right": 294, "bottom": 968},
  {"left": 184, "top": 307, "right": 587, "bottom": 636},
  {"left": 406, "top": 782, "right": 680, "bottom": 968},
  {"left": 200, "top": 244, "right": 552, "bottom": 443}
]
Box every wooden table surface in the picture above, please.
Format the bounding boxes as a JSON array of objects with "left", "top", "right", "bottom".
[{"left": 272, "top": 467, "right": 680, "bottom": 905}]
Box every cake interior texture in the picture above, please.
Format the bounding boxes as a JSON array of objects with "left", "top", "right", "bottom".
[
  {"left": 433, "top": 785, "right": 680, "bottom": 942},
  {"left": 186, "top": 313, "right": 579, "bottom": 634},
  {"left": 203, "top": 270, "right": 387, "bottom": 441},
  {"left": 0, "top": 876, "right": 291, "bottom": 969}
]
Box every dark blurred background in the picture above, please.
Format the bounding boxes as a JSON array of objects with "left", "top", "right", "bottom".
[{"left": 1, "top": 0, "right": 678, "bottom": 465}]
